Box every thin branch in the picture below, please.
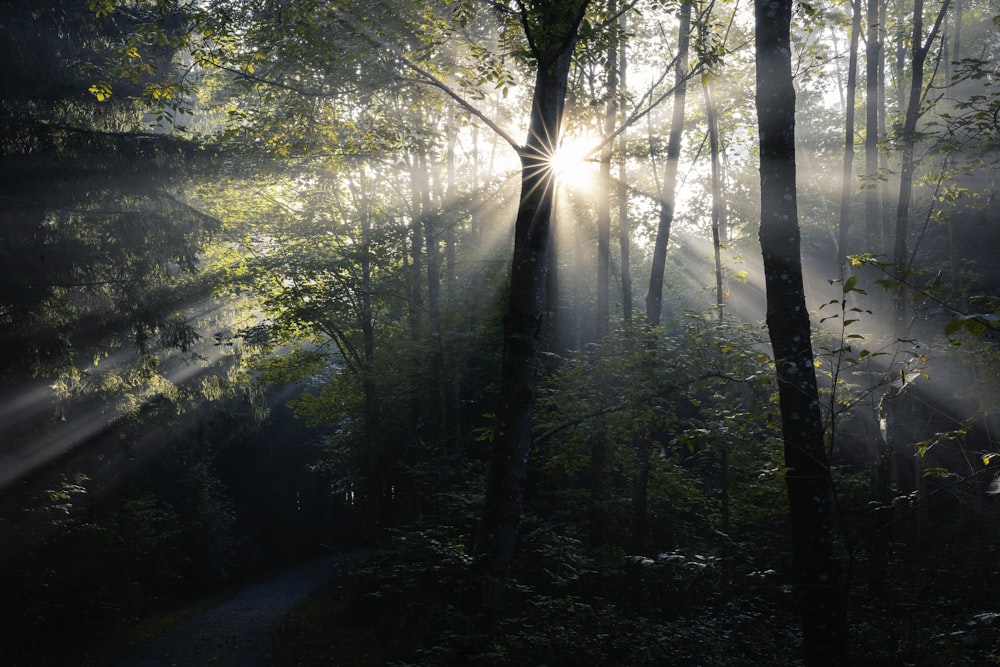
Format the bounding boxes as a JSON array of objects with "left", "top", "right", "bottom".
[
  {"left": 513, "top": 0, "right": 541, "bottom": 60},
  {"left": 214, "top": 63, "right": 341, "bottom": 98},
  {"left": 332, "top": 8, "right": 522, "bottom": 152},
  {"left": 533, "top": 403, "right": 628, "bottom": 447}
]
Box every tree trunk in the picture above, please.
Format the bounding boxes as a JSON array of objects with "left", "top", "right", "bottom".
[
  {"left": 618, "top": 9, "right": 632, "bottom": 325},
  {"left": 864, "top": 0, "right": 882, "bottom": 257},
  {"left": 445, "top": 111, "right": 462, "bottom": 446},
  {"left": 893, "top": 0, "right": 952, "bottom": 337},
  {"left": 420, "top": 153, "right": 447, "bottom": 433},
  {"left": 404, "top": 157, "right": 427, "bottom": 441},
  {"left": 754, "top": 0, "right": 848, "bottom": 662},
  {"left": 953, "top": 0, "right": 963, "bottom": 59},
  {"left": 357, "top": 170, "right": 382, "bottom": 528},
  {"left": 645, "top": 2, "right": 690, "bottom": 326},
  {"left": 473, "top": 0, "right": 591, "bottom": 624},
  {"left": 596, "top": 0, "right": 618, "bottom": 339},
  {"left": 446, "top": 115, "right": 458, "bottom": 304},
  {"left": 838, "top": 0, "right": 862, "bottom": 267},
  {"left": 703, "top": 74, "right": 725, "bottom": 319},
  {"left": 546, "top": 208, "right": 561, "bottom": 354}
]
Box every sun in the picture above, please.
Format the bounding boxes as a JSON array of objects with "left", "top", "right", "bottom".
[{"left": 548, "top": 133, "right": 599, "bottom": 185}]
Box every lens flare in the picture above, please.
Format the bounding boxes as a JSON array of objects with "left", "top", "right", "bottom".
[{"left": 548, "top": 135, "right": 598, "bottom": 184}]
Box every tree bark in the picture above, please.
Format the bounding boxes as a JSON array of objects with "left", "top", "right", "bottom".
[
  {"left": 419, "top": 152, "right": 447, "bottom": 433},
  {"left": 618, "top": 7, "right": 631, "bottom": 325},
  {"left": 596, "top": 0, "right": 619, "bottom": 339},
  {"left": 358, "top": 173, "right": 381, "bottom": 526},
  {"left": 864, "top": 0, "right": 882, "bottom": 257},
  {"left": 473, "top": 0, "right": 591, "bottom": 623},
  {"left": 838, "top": 0, "right": 862, "bottom": 267},
  {"left": 893, "top": 0, "right": 952, "bottom": 336},
  {"left": 645, "top": 2, "right": 690, "bottom": 326},
  {"left": 703, "top": 74, "right": 725, "bottom": 319},
  {"left": 754, "top": 0, "right": 848, "bottom": 662},
  {"left": 446, "top": 114, "right": 458, "bottom": 304}
]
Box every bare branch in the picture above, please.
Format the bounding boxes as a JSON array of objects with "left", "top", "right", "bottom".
[{"left": 332, "top": 8, "right": 522, "bottom": 152}]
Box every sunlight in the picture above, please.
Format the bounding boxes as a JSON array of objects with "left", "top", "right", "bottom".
[{"left": 548, "top": 133, "right": 599, "bottom": 187}]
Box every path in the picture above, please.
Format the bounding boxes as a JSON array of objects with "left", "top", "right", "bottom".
[{"left": 117, "top": 552, "right": 360, "bottom": 667}]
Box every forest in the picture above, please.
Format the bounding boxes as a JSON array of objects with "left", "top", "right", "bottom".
[{"left": 1, "top": 0, "right": 999, "bottom": 664}]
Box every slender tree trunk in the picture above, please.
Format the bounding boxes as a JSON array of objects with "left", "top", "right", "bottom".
[
  {"left": 573, "top": 216, "right": 584, "bottom": 350},
  {"left": 893, "top": 0, "right": 952, "bottom": 336},
  {"left": 703, "top": 75, "right": 725, "bottom": 319},
  {"left": 407, "top": 157, "right": 426, "bottom": 437},
  {"left": 645, "top": 2, "right": 690, "bottom": 326},
  {"left": 618, "top": 7, "right": 631, "bottom": 325},
  {"left": 946, "top": 7, "right": 963, "bottom": 297},
  {"left": 408, "top": 159, "right": 425, "bottom": 334},
  {"left": 419, "top": 153, "right": 447, "bottom": 433},
  {"left": 755, "top": 0, "right": 848, "bottom": 662},
  {"left": 596, "top": 0, "right": 618, "bottom": 338},
  {"left": 587, "top": 0, "right": 620, "bottom": 547},
  {"left": 953, "top": 0, "right": 963, "bottom": 59},
  {"left": 838, "top": 0, "right": 862, "bottom": 267},
  {"left": 864, "top": 0, "right": 882, "bottom": 256},
  {"left": 446, "top": 115, "right": 458, "bottom": 304},
  {"left": 357, "top": 170, "right": 382, "bottom": 528},
  {"left": 445, "top": 111, "right": 462, "bottom": 446},
  {"left": 473, "top": 0, "right": 591, "bottom": 624},
  {"left": 546, "top": 207, "right": 561, "bottom": 354}
]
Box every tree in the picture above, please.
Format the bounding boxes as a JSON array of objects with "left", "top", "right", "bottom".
[
  {"left": 837, "top": 0, "right": 862, "bottom": 267},
  {"left": 892, "top": 0, "right": 952, "bottom": 335},
  {"left": 596, "top": 0, "right": 620, "bottom": 339},
  {"left": 645, "top": 1, "right": 692, "bottom": 326},
  {"left": 473, "top": 0, "right": 594, "bottom": 621},
  {"left": 0, "top": 0, "right": 224, "bottom": 490},
  {"left": 703, "top": 72, "right": 725, "bottom": 319},
  {"left": 617, "top": 7, "right": 633, "bottom": 325},
  {"left": 754, "top": 0, "right": 848, "bottom": 662}
]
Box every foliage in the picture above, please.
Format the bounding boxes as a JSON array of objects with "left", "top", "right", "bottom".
[{"left": 4, "top": 0, "right": 1000, "bottom": 664}]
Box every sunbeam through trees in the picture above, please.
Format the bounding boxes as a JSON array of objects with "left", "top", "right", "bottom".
[{"left": 2, "top": 0, "right": 1000, "bottom": 664}]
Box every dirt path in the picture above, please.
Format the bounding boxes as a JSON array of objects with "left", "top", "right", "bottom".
[{"left": 117, "top": 552, "right": 362, "bottom": 667}]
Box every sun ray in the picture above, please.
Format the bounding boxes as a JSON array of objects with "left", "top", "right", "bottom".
[{"left": 547, "top": 133, "right": 600, "bottom": 188}]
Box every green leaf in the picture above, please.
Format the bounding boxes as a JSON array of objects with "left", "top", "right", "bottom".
[{"left": 944, "top": 317, "right": 963, "bottom": 336}]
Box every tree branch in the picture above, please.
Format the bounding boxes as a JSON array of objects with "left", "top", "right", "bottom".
[{"left": 332, "top": 7, "right": 522, "bottom": 152}]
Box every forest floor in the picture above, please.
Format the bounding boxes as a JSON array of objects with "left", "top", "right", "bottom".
[{"left": 115, "top": 550, "right": 367, "bottom": 667}]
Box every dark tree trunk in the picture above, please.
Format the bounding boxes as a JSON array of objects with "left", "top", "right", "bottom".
[
  {"left": 473, "top": 0, "right": 591, "bottom": 623},
  {"left": 645, "top": 2, "right": 690, "bottom": 326},
  {"left": 356, "top": 171, "right": 382, "bottom": 527},
  {"left": 596, "top": 0, "right": 618, "bottom": 339},
  {"left": 754, "top": 0, "right": 848, "bottom": 663},
  {"left": 546, "top": 210, "right": 561, "bottom": 354},
  {"left": 618, "top": 9, "right": 631, "bottom": 325},
  {"left": 893, "top": 0, "right": 952, "bottom": 336},
  {"left": 864, "top": 0, "right": 882, "bottom": 257},
  {"left": 407, "top": 157, "right": 425, "bottom": 434},
  {"left": 838, "top": 0, "right": 862, "bottom": 267},
  {"left": 419, "top": 153, "right": 447, "bottom": 433},
  {"left": 590, "top": 0, "right": 615, "bottom": 518},
  {"left": 445, "top": 115, "right": 458, "bottom": 304},
  {"left": 445, "top": 112, "right": 462, "bottom": 446}
]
